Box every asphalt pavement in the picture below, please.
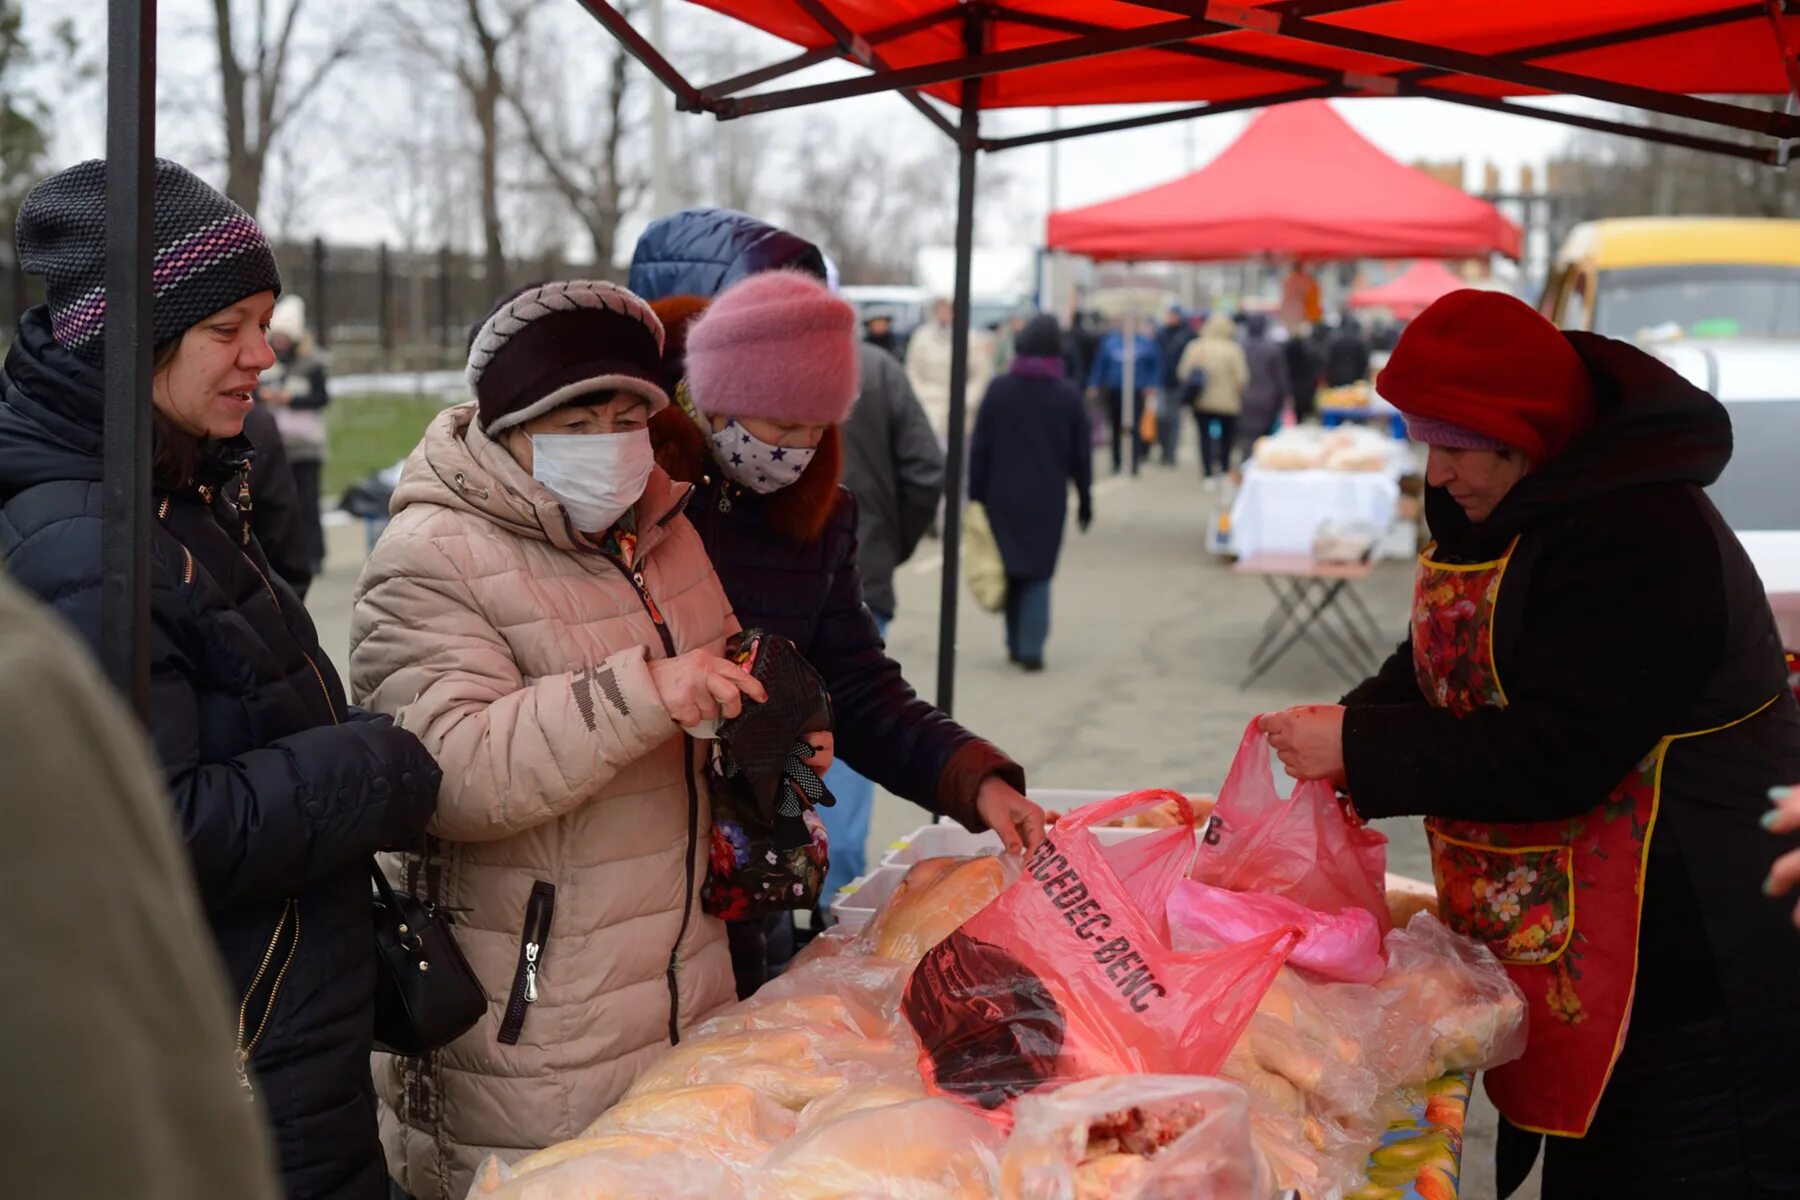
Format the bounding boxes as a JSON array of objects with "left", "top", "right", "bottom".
[{"left": 304, "top": 452, "right": 1534, "bottom": 1200}]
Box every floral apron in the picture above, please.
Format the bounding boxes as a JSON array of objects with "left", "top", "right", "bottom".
[{"left": 1412, "top": 538, "right": 1769, "bottom": 1137}]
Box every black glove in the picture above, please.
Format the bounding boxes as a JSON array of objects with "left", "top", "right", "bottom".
[{"left": 1077, "top": 502, "right": 1093, "bottom": 533}]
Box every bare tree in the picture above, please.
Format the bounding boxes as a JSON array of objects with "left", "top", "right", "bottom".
[
  {"left": 499, "top": 0, "right": 646, "bottom": 271},
  {"left": 208, "top": 0, "right": 362, "bottom": 216},
  {"left": 389, "top": 0, "right": 544, "bottom": 292}
]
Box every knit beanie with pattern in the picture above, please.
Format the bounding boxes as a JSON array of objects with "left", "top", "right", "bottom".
[
  {"left": 16, "top": 158, "right": 282, "bottom": 367},
  {"left": 465, "top": 279, "right": 670, "bottom": 435}
]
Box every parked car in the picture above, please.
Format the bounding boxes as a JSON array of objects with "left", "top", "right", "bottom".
[
  {"left": 1540, "top": 218, "right": 1800, "bottom": 341},
  {"left": 1649, "top": 337, "right": 1800, "bottom": 664}
]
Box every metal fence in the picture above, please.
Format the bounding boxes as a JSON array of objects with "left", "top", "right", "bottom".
[{"left": 0, "top": 238, "right": 612, "bottom": 374}]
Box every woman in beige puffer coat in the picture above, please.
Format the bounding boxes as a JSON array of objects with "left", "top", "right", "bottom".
[
  {"left": 348, "top": 282, "right": 761, "bottom": 1200},
  {"left": 1178, "top": 312, "right": 1251, "bottom": 480}
]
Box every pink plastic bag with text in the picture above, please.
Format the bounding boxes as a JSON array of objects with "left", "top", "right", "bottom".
[
  {"left": 1193, "top": 721, "right": 1391, "bottom": 933},
  {"left": 1168, "top": 879, "right": 1386, "bottom": 984},
  {"left": 901, "top": 790, "right": 1300, "bottom": 1120}
]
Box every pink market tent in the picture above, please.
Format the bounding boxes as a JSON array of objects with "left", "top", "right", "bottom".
[
  {"left": 1348, "top": 260, "right": 1469, "bottom": 318},
  {"left": 1045, "top": 101, "right": 1522, "bottom": 262}
]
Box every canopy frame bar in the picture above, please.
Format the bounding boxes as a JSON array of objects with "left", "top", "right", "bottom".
[
  {"left": 935, "top": 3, "right": 984, "bottom": 716},
  {"left": 790, "top": 0, "right": 961, "bottom": 143},
  {"left": 699, "top": 4, "right": 961, "bottom": 103},
  {"left": 1130, "top": 0, "right": 1800, "bottom": 140},
  {"left": 981, "top": 83, "right": 1345, "bottom": 151},
  {"left": 569, "top": 0, "right": 707, "bottom": 111},
  {"left": 102, "top": 0, "right": 157, "bottom": 714}
]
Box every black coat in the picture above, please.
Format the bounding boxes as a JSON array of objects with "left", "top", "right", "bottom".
[
  {"left": 653, "top": 414, "right": 1023, "bottom": 829},
  {"left": 1341, "top": 332, "right": 1800, "bottom": 1190},
  {"left": 968, "top": 366, "right": 1094, "bottom": 582},
  {"left": 241, "top": 402, "right": 312, "bottom": 596},
  {"left": 838, "top": 343, "right": 945, "bottom": 619},
  {"left": 1324, "top": 324, "right": 1371, "bottom": 386},
  {"left": 0, "top": 308, "right": 442, "bottom": 1200}
]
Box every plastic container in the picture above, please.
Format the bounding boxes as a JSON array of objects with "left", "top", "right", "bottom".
[
  {"left": 882, "top": 824, "right": 1005, "bottom": 866},
  {"left": 826, "top": 863, "right": 909, "bottom": 936}
]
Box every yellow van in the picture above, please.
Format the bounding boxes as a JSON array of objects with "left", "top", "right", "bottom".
[{"left": 1539, "top": 218, "right": 1800, "bottom": 340}]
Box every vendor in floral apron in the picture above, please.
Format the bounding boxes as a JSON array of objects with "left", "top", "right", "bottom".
[{"left": 1261, "top": 290, "right": 1800, "bottom": 1200}]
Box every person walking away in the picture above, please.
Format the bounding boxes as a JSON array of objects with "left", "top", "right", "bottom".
[
  {"left": 1280, "top": 262, "right": 1323, "bottom": 330},
  {"left": 906, "top": 297, "right": 994, "bottom": 443},
  {"left": 0, "top": 572, "right": 283, "bottom": 1200},
  {"left": 349, "top": 281, "right": 762, "bottom": 1199},
  {"left": 1179, "top": 312, "right": 1249, "bottom": 481},
  {"left": 1155, "top": 305, "right": 1197, "bottom": 468},
  {"left": 1085, "top": 318, "right": 1163, "bottom": 476},
  {"left": 0, "top": 159, "right": 443, "bottom": 1200},
  {"left": 1238, "top": 312, "right": 1293, "bottom": 457},
  {"left": 258, "top": 294, "right": 330, "bottom": 578},
  {"left": 970, "top": 315, "right": 1093, "bottom": 671},
  {"left": 863, "top": 309, "right": 901, "bottom": 358},
  {"left": 646, "top": 271, "right": 1043, "bottom": 981},
  {"left": 1261, "top": 290, "right": 1800, "bottom": 1200},
  {"left": 1285, "top": 321, "right": 1323, "bottom": 422},
  {"left": 238, "top": 399, "right": 313, "bottom": 595},
  {"left": 1325, "top": 315, "right": 1372, "bottom": 387}
]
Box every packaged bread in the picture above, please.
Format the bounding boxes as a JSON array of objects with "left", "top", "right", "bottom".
[
  {"left": 796, "top": 1079, "right": 931, "bottom": 1133},
  {"left": 469, "top": 1137, "right": 738, "bottom": 1199},
  {"left": 622, "top": 1029, "right": 908, "bottom": 1111},
  {"left": 695, "top": 990, "right": 890, "bottom": 1041},
  {"left": 859, "top": 855, "right": 1008, "bottom": 966}
]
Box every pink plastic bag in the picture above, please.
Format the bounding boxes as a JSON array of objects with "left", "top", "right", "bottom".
[
  {"left": 1168, "top": 880, "right": 1386, "bottom": 984},
  {"left": 901, "top": 790, "right": 1300, "bottom": 1118},
  {"left": 1193, "top": 721, "right": 1390, "bottom": 932}
]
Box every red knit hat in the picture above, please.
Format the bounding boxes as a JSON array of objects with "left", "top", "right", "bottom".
[{"left": 1377, "top": 290, "right": 1595, "bottom": 462}]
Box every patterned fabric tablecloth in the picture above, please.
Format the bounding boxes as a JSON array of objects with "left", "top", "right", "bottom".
[{"left": 1349, "top": 1073, "right": 1471, "bottom": 1200}]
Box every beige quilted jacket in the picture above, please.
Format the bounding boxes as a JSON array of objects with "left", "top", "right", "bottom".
[{"left": 348, "top": 404, "right": 737, "bottom": 1200}]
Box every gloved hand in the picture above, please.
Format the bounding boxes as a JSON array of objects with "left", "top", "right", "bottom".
[{"left": 1078, "top": 501, "right": 1093, "bottom": 533}]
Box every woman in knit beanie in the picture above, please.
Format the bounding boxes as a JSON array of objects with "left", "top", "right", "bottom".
[
  {"left": 0, "top": 159, "right": 444, "bottom": 1200},
  {"left": 648, "top": 269, "right": 1042, "bottom": 997},
  {"left": 1260, "top": 289, "right": 1800, "bottom": 1200}
]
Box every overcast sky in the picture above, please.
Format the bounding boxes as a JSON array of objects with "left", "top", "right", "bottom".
[{"left": 29, "top": 0, "right": 1609, "bottom": 257}]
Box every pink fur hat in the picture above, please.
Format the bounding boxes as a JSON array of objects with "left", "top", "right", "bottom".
[{"left": 684, "top": 269, "right": 860, "bottom": 424}]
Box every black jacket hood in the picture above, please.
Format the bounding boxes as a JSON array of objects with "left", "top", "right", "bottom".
[{"left": 1429, "top": 331, "right": 1733, "bottom": 557}]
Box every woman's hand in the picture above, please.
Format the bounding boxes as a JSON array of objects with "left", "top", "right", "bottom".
[
  {"left": 976, "top": 777, "right": 1047, "bottom": 855},
  {"left": 1765, "top": 785, "right": 1800, "bottom": 931},
  {"left": 1258, "top": 705, "right": 1348, "bottom": 785},
  {"left": 647, "top": 651, "right": 767, "bottom": 727},
  {"left": 799, "top": 731, "right": 834, "bottom": 777}
]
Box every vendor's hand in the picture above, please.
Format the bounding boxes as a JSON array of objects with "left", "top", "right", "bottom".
[
  {"left": 1078, "top": 503, "right": 1093, "bottom": 534},
  {"left": 1258, "top": 705, "right": 1347, "bottom": 786},
  {"left": 799, "top": 730, "right": 835, "bottom": 776},
  {"left": 977, "top": 777, "right": 1047, "bottom": 856},
  {"left": 1765, "top": 785, "right": 1800, "bottom": 931},
  {"left": 647, "top": 651, "right": 766, "bottom": 727}
]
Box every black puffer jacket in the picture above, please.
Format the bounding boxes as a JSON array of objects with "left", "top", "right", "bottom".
[
  {"left": 0, "top": 308, "right": 442, "bottom": 1200},
  {"left": 653, "top": 410, "right": 1023, "bottom": 829}
]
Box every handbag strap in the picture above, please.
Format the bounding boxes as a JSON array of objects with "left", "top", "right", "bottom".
[{"left": 370, "top": 860, "right": 405, "bottom": 913}]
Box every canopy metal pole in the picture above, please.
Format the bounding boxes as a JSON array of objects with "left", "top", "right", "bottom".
[
  {"left": 102, "top": 0, "right": 156, "bottom": 715},
  {"left": 935, "top": 6, "right": 985, "bottom": 717}
]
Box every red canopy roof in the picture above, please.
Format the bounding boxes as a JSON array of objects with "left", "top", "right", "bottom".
[
  {"left": 1348, "top": 260, "right": 1469, "bottom": 317},
  {"left": 686, "top": 2, "right": 1800, "bottom": 115},
  {"left": 1043, "top": 101, "right": 1523, "bottom": 262}
]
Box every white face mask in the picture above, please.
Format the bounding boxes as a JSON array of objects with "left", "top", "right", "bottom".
[
  {"left": 710, "top": 419, "right": 817, "bottom": 495},
  {"left": 530, "top": 429, "right": 654, "bottom": 533}
]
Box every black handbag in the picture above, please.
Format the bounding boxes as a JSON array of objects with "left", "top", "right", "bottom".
[{"left": 371, "top": 862, "right": 486, "bottom": 1056}]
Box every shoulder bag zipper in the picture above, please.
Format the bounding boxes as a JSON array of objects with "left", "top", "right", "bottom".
[{"left": 497, "top": 881, "right": 556, "bottom": 1044}]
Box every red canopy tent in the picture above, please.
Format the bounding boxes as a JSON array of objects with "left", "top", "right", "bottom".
[
  {"left": 1348, "top": 260, "right": 1470, "bottom": 317},
  {"left": 1045, "top": 100, "right": 1522, "bottom": 262},
  {"left": 96, "top": 0, "right": 1800, "bottom": 714}
]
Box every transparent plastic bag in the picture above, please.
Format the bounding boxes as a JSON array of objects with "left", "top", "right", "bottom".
[
  {"left": 1194, "top": 722, "right": 1389, "bottom": 932},
  {"left": 621, "top": 1026, "right": 914, "bottom": 1111},
  {"left": 1168, "top": 880, "right": 1386, "bottom": 984},
  {"left": 732, "top": 952, "right": 915, "bottom": 1036},
  {"left": 1247, "top": 1103, "right": 1373, "bottom": 1200},
  {"left": 902, "top": 791, "right": 1300, "bottom": 1116},
  {"left": 860, "top": 854, "right": 1013, "bottom": 966},
  {"left": 998, "top": 1075, "right": 1263, "bottom": 1200},
  {"left": 1220, "top": 968, "right": 1382, "bottom": 1123},
  {"left": 1368, "top": 912, "right": 1528, "bottom": 1085},
  {"left": 579, "top": 1083, "right": 795, "bottom": 1167},
  {"left": 464, "top": 1136, "right": 741, "bottom": 1199},
  {"left": 748, "top": 1096, "right": 1005, "bottom": 1199}
]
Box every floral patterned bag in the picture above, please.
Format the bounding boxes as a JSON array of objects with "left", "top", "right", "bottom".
[{"left": 701, "top": 631, "right": 836, "bottom": 919}]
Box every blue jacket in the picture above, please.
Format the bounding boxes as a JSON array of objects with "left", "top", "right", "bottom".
[
  {"left": 0, "top": 309, "right": 441, "bottom": 1200},
  {"left": 629, "top": 207, "right": 827, "bottom": 305},
  {"left": 1086, "top": 331, "right": 1163, "bottom": 393}
]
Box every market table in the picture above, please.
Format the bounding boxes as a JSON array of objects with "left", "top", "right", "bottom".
[
  {"left": 1236, "top": 554, "right": 1388, "bottom": 690},
  {"left": 1228, "top": 465, "right": 1403, "bottom": 563},
  {"left": 1352, "top": 1073, "right": 1472, "bottom": 1200}
]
